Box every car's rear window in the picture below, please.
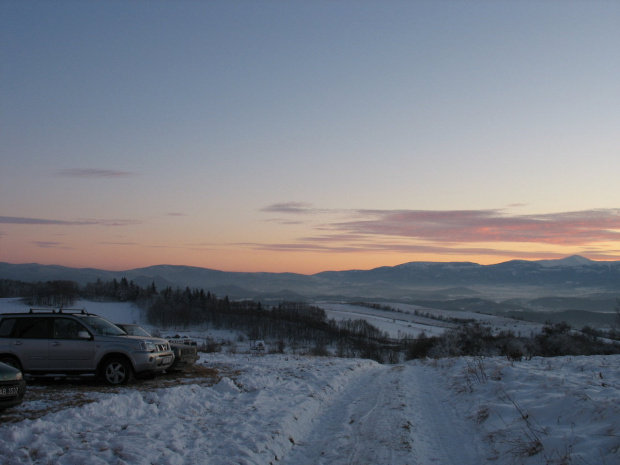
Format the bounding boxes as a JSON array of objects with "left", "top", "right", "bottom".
[
  {"left": 0, "top": 318, "right": 16, "bottom": 338},
  {"left": 11, "top": 317, "right": 52, "bottom": 339}
]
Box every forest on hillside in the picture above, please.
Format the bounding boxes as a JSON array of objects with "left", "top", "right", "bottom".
[{"left": 1, "top": 278, "right": 620, "bottom": 363}]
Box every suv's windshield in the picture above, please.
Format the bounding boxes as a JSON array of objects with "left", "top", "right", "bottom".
[
  {"left": 118, "top": 324, "right": 152, "bottom": 337},
  {"left": 80, "top": 316, "right": 126, "bottom": 336}
]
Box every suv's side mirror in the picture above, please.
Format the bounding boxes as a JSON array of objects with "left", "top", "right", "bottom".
[{"left": 78, "top": 331, "right": 92, "bottom": 340}]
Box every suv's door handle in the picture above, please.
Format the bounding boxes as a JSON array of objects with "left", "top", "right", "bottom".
[
  {"left": 52, "top": 342, "right": 61, "bottom": 346},
  {"left": 12, "top": 340, "right": 23, "bottom": 346}
]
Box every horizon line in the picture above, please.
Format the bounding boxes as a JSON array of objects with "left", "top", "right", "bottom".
[{"left": 2, "top": 254, "right": 618, "bottom": 276}]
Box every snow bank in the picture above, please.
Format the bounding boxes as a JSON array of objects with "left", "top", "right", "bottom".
[{"left": 442, "top": 355, "right": 620, "bottom": 464}]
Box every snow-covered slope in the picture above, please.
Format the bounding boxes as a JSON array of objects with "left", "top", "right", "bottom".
[{"left": 1, "top": 353, "right": 618, "bottom": 465}]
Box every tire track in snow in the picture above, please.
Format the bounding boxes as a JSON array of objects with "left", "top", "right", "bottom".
[
  {"left": 281, "top": 365, "right": 408, "bottom": 465},
  {"left": 401, "top": 363, "right": 480, "bottom": 465},
  {"left": 280, "top": 363, "right": 480, "bottom": 465}
]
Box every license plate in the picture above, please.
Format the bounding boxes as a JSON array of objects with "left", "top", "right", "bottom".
[
  {"left": 0, "top": 386, "right": 18, "bottom": 397},
  {"left": 163, "top": 356, "right": 173, "bottom": 364}
]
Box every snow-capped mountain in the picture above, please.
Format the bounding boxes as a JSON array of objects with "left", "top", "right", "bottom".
[{"left": 534, "top": 255, "right": 596, "bottom": 267}]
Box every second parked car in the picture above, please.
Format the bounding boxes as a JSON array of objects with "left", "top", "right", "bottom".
[
  {"left": 0, "top": 361, "right": 26, "bottom": 410},
  {"left": 115, "top": 323, "right": 199, "bottom": 371}
]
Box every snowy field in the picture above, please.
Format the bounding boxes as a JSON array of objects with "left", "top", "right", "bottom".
[
  {"left": 0, "top": 300, "right": 619, "bottom": 464},
  {"left": 319, "top": 302, "right": 544, "bottom": 338}
]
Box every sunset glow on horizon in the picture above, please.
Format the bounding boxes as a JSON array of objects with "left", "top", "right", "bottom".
[{"left": 2, "top": 1, "right": 619, "bottom": 275}]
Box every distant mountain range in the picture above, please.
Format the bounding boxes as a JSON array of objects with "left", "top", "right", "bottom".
[
  {"left": 3, "top": 256, "right": 620, "bottom": 327},
  {"left": 2, "top": 256, "right": 619, "bottom": 304}
]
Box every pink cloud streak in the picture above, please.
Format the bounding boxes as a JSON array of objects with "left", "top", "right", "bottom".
[
  {"left": 258, "top": 204, "right": 620, "bottom": 258},
  {"left": 335, "top": 209, "right": 620, "bottom": 245}
]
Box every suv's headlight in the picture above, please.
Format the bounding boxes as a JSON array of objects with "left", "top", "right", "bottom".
[{"left": 138, "top": 340, "right": 156, "bottom": 351}]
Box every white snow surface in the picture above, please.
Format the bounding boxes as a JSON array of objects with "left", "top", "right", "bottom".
[
  {"left": 1, "top": 299, "right": 619, "bottom": 464},
  {"left": 1, "top": 354, "right": 619, "bottom": 465}
]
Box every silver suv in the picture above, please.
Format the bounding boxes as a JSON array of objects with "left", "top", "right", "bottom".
[{"left": 0, "top": 309, "right": 174, "bottom": 385}]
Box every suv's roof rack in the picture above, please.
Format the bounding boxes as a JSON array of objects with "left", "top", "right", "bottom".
[
  {"left": 29, "top": 308, "right": 58, "bottom": 314},
  {"left": 29, "top": 308, "right": 92, "bottom": 315}
]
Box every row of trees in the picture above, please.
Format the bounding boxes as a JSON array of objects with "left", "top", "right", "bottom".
[
  {"left": 0, "top": 279, "right": 79, "bottom": 307},
  {"left": 81, "top": 278, "right": 158, "bottom": 302},
  {"left": 354, "top": 301, "right": 477, "bottom": 326},
  {"left": 1, "top": 277, "right": 159, "bottom": 307},
  {"left": 402, "top": 321, "right": 620, "bottom": 360}
]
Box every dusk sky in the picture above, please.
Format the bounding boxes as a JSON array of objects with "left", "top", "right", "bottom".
[{"left": 2, "top": 1, "right": 620, "bottom": 274}]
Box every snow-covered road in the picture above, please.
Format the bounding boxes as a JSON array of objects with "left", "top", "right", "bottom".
[{"left": 281, "top": 363, "right": 479, "bottom": 465}]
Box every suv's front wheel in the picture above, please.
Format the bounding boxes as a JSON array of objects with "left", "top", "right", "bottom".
[{"left": 100, "top": 357, "right": 134, "bottom": 385}]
